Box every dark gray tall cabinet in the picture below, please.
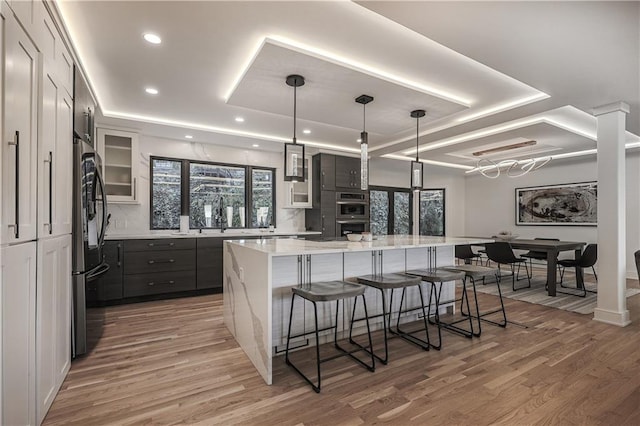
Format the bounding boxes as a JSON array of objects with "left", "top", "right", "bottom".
[{"left": 306, "top": 153, "right": 365, "bottom": 239}]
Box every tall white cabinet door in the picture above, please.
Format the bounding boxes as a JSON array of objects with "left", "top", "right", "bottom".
[
  {"left": 38, "top": 64, "right": 73, "bottom": 238},
  {"left": 2, "top": 15, "right": 39, "bottom": 244},
  {"left": 36, "top": 234, "right": 71, "bottom": 424},
  {"left": 1, "top": 241, "right": 37, "bottom": 426},
  {"left": 38, "top": 65, "right": 57, "bottom": 238},
  {"left": 55, "top": 93, "right": 73, "bottom": 235}
]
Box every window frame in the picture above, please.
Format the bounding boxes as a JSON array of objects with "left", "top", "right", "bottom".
[
  {"left": 149, "top": 156, "right": 276, "bottom": 230},
  {"left": 419, "top": 188, "right": 446, "bottom": 237},
  {"left": 369, "top": 185, "right": 413, "bottom": 235}
]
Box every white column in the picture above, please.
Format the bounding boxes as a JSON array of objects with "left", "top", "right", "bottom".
[{"left": 593, "top": 101, "right": 630, "bottom": 327}]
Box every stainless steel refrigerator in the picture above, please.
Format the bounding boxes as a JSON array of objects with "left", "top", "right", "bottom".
[{"left": 72, "top": 138, "right": 109, "bottom": 357}]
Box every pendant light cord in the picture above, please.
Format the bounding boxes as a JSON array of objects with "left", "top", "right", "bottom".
[
  {"left": 293, "top": 84, "right": 297, "bottom": 143},
  {"left": 415, "top": 116, "right": 419, "bottom": 162}
]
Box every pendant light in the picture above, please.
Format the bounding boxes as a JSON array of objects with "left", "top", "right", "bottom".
[
  {"left": 284, "top": 74, "right": 305, "bottom": 182},
  {"left": 410, "top": 109, "right": 426, "bottom": 191},
  {"left": 355, "top": 94, "right": 373, "bottom": 191}
]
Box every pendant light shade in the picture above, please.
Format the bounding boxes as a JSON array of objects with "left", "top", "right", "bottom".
[
  {"left": 284, "top": 74, "right": 305, "bottom": 182},
  {"left": 356, "top": 94, "right": 373, "bottom": 191},
  {"left": 410, "top": 109, "right": 426, "bottom": 191}
]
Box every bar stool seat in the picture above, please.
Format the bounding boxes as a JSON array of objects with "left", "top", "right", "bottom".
[
  {"left": 292, "top": 281, "right": 366, "bottom": 302},
  {"left": 442, "top": 264, "right": 498, "bottom": 280},
  {"left": 442, "top": 264, "right": 506, "bottom": 336},
  {"left": 285, "top": 280, "right": 375, "bottom": 393},
  {"left": 405, "top": 268, "right": 465, "bottom": 283},
  {"left": 354, "top": 273, "right": 431, "bottom": 364},
  {"left": 357, "top": 273, "right": 421, "bottom": 289}
]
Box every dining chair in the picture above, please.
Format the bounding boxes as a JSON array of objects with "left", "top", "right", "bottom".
[
  {"left": 635, "top": 250, "right": 640, "bottom": 280},
  {"left": 520, "top": 238, "right": 559, "bottom": 273},
  {"left": 484, "top": 242, "right": 531, "bottom": 291},
  {"left": 454, "top": 244, "right": 482, "bottom": 265},
  {"left": 558, "top": 244, "right": 597, "bottom": 297}
]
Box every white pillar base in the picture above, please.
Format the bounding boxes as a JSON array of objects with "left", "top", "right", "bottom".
[{"left": 593, "top": 307, "right": 631, "bottom": 327}]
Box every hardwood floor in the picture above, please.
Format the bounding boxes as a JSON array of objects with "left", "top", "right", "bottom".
[{"left": 44, "top": 274, "right": 640, "bottom": 425}]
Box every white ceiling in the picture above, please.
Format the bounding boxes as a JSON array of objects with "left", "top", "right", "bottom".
[{"left": 56, "top": 1, "right": 640, "bottom": 171}]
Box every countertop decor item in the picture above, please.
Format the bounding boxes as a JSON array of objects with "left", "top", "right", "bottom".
[
  {"left": 410, "top": 109, "right": 426, "bottom": 191},
  {"left": 355, "top": 94, "right": 373, "bottom": 191},
  {"left": 346, "top": 233, "right": 363, "bottom": 242},
  {"left": 284, "top": 74, "right": 305, "bottom": 182}
]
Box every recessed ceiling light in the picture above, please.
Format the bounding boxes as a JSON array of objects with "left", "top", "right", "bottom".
[
  {"left": 143, "top": 33, "right": 161, "bottom": 44},
  {"left": 252, "top": 144, "right": 260, "bottom": 147},
  {"left": 145, "top": 87, "right": 158, "bottom": 95},
  {"left": 303, "top": 129, "right": 311, "bottom": 134},
  {"left": 235, "top": 117, "right": 245, "bottom": 122},
  {"left": 185, "top": 135, "right": 193, "bottom": 139},
  {"left": 357, "top": 138, "right": 362, "bottom": 143}
]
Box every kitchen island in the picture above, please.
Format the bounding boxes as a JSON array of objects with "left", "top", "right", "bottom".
[{"left": 223, "top": 235, "right": 492, "bottom": 384}]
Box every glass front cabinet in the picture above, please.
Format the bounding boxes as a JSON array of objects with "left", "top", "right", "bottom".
[
  {"left": 97, "top": 128, "right": 140, "bottom": 204},
  {"left": 283, "top": 155, "right": 312, "bottom": 208}
]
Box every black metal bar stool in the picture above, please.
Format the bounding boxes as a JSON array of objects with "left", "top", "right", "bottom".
[
  {"left": 285, "top": 280, "right": 375, "bottom": 393},
  {"left": 405, "top": 268, "right": 468, "bottom": 346},
  {"left": 442, "top": 264, "right": 506, "bottom": 337},
  {"left": 353, "top": 272, "right": 426, "bottom": 364}
]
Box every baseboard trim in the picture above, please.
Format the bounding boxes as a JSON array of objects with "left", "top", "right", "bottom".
[{"left": 593, "top": 308, "right": 631, "bottom": 327}]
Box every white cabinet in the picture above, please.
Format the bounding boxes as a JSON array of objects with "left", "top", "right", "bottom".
[
  {"left": 36, "top": 234, "right": 71, "bottom": 424},
  {"left": 1, "top": 241, "right": 37, "bottom": 426},
  {"left": 2, "top": 13, "right": 39, "bottom": 244},
  {"left": 283, "top": 155, "right": 312, "bottom": 208},
  {"left": 97, "top": 128, "right": 140, "bottom": 203},
  {"left": 39, "top": 61, "right": 73, "bottom": 238}
]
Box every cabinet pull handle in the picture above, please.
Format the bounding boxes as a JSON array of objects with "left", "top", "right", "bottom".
[
  {"left": 8, "top": 131, "right": 19, "bottom": 238},
  {"left": 321, "top": 170, "right": 325, "bottom": 188},
  {"left": 148, "top": 280, "right": 175, "bottom": 286},
  {"left": 117, "top": 244, "right": 122, "bottom": 267},
  {"left": 148, "top": 242, "right": 174, "bottom": 247},
  {"left": 133, "top": 177, "right": 136, "bottom": 200},
  {"left": 148, "top": 259, "right": 175, "bottom": 264},
  {"left": 44, "top": 151, "right": 53, "bottom": 234}
]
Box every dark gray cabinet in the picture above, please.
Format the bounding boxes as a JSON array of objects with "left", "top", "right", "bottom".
[
  {"left": 315, "top": 154, "right": 335, "bottom": 191},
  {"left": 196, "top": 238, "right": 223, "bottom": 290},
  {"left": 335, "top": 156, "right": 361, "bottom": 189},
  {"left": 123, "top": 238, "right": 196, "bottom": 297}
]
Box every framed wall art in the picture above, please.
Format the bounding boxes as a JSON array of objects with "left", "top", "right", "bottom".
[{"left": 516, "top": 182, "right": 597, "bottom": 226}]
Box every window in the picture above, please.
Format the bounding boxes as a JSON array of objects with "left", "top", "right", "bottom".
[
  {"left": 369, "top": 187, "right": 412, "bottom": 235},
  {"left": 419, "top": 189, "right": 445, "bottom": 236},
  {"left": 370, "top": 190, "right": 389, "bottom": 235},
  {"left": 150, "top": 156, "right": 275, "bottom": 230},
  {"left": 151, "top": 158, "right": 182, "bottom": 229},
  {"left": 394, "top": 192, "right": 411, "bottom": 235},
  {"left": 190, "top": 163, "right": 245, "bottom": 229},
  {"left": 252, "top": 168, "right": 274, "bottom": 227}
]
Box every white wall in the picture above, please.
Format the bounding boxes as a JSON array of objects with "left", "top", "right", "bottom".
[
  {"left": 464, "top": 152, "right": 640, "bottom": 278},
  {"left": 105, "top": 134, "right": 306, "bottom": 235}
]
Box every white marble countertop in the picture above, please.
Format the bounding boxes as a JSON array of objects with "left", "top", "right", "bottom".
[
  {"left": 105, "top": 230, "right": 321, "bottom": 240},
  {"left": 226, "top": 235, "right": 494, "bottom": 256}
]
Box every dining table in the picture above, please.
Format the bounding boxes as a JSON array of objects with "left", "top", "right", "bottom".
[{"left": 473, "top": 238, "right": 587, "bottom": 297}]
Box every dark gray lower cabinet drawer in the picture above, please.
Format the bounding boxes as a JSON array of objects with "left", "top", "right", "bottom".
[
  {"left": 125, "top": 238, "right": 195, "bottom": 252},
  {"left": 124, "top": 271, "right": 196, "bottom": 297},
  {"left": 124, "top": 250, "right": 195, "bottom": 274}
]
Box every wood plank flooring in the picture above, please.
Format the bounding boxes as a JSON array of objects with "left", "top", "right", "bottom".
[{"left": 44, "top": 274, "right": 640, "bottom": 425}]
